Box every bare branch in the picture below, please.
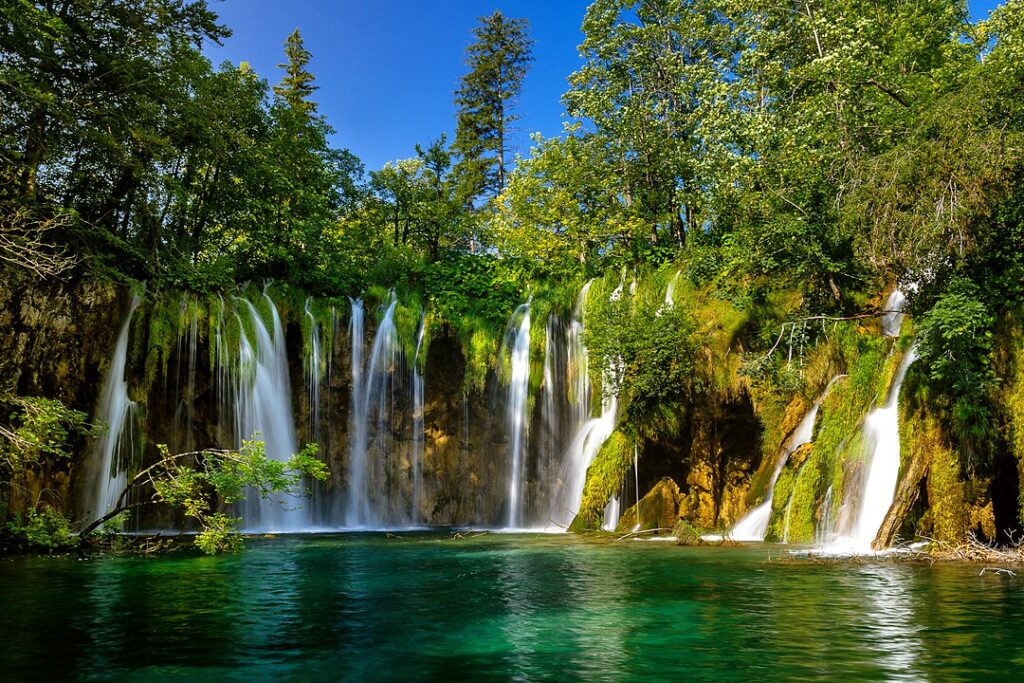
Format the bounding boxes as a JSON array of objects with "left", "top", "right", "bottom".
[{"left": 0, "top": 205, "right": 78, "bottom": 278}]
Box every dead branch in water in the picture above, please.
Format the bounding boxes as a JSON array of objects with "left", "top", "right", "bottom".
[{"left": 616, "top": 527, "right": 674, "bottom": 541}]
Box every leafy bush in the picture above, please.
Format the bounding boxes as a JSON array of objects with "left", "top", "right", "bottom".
[{"left": 8, "top": 508, "right": 77, "bottom": 550}]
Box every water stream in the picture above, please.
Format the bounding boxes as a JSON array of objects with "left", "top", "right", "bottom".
[
  {"left": 235, "top": 295, "right": 305, "bottom": 531},
  {"left": 503, "top": 302, "right": 532, "bottom": 528},
  {"left": 79, "top": 292, "right": 141, "bottom": 525}
]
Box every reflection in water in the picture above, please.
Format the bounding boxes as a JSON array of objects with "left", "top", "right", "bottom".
[
  {"left": 1, "top": 537, "right": 1023, "bottom": 681},
  {"left": 857, "top": 564, "right": 925, "bottom": 682}
]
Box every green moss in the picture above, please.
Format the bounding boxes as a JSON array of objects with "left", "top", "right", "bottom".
[
  {"left": 569, "top": 430, "right": 633, "bottom": 532},
  {"left": 465, "top": 326, "right": 499, "bottom": 394},
  {"left": 997, "top": 310, "right": 1024, "bottom": 524},
  {"left": 142, "top": 294, "right": 182, "bottom": 390}
]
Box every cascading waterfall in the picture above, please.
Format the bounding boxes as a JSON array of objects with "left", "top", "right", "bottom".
[
  {"left": 881, "top": 289, "right": 907, "bottom": 338},
  {"left": 729, "top": 378, "right": 840, "bottom": 541},
  {"left": 602, "top": 496, "right": 620, "bottom": 531},
  {"left": 80, "top": 293, "right": 141, "bottom": 524},
  {"left": 826, "top": 290, "right": 915, "bottom": 553},
  {"left": 503, "top": 302, "right": 531, "bottom": 528},
  {"left": 411, "top": 313, "right": 426, "bottom": 524},
  {"left": 235, "top": 294, "right": 306, "bottom": 532},
  {"left": 347, "top": 297, "right": 365, "bottom": 524},
  {"left": 346, "top": 291, "right": 403, "bottom": 527},
  {"left": 304, "top": 297, "right": 322, "bottom": 445},
  {"left": 567, "top": 280, "right": 593, "bottom": 428},
  {"left": 536, "top": 313, "right": 567, "bottom": 523},
  {"left": 837, "top": 344, "right": 918, "bottom": 552},
  {"left": 816, "top": 486, "right": 834, "bottom": 545},
  {"left": 549, "top": 282, "right": 623, "bottom": 530},
  {"left": 663, "top": 270, "right": 680, "bottom": 310}
]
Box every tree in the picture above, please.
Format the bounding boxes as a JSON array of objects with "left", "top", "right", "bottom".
[
  {"left": 0, "top": 0, "right": 229, "bottom": 277},
  {"left": 563, "top": 0, "right": 738, "bottom": 247},
  {"left": 79, "top": 441, "right": 327, "bottom": 554},
  {"left": 452, "top": 11, "right": 533, "bottom": 203},
  {"left": 274, "top": 29, "right": 318, "bottom": 113},
  {"left": 240, "top": 29, "right": 364, "bottom": 284}
]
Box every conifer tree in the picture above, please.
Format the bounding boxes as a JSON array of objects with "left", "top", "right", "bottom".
[
  {"left": 452, "top": 11, "right": 533, "bottom": 203},
  {"left": 274, "top": 29, "right": 318, "bottom": 114}
]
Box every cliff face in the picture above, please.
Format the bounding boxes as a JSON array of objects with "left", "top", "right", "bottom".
[
  {"left": 4, "top": 282, "right": 1023, "bottom": 546},
  {"left": 0, "top": 278, "right": 124, "bottom": 519}
]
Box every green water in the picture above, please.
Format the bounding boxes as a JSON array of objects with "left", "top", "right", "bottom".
[{"left": 2, "top": 534, "right": 1023, "bottom": 681}]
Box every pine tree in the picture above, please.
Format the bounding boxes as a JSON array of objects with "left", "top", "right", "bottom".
[
  {"left": 274, "top": 29, "right": 318, "bottom": 114},
  {"left": 452, "top": 11, "right": 533, "bottom": 203}
]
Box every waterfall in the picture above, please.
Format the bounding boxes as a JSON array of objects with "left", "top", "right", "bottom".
[
  {"left": 346, "top": 291, "right": 402, "bottom": 527},
  {"left": 567, "top": 280, "right": 592, "bottom": 428},
  {"left": 729, "top": 378, "right": 840, "bottom": 541},
  {"left": 816, "top": 486, "right": 834, "bottom": 545},
  {"left": 826, "top": 290, "right": 915, "bottom": 553},
  {"left": 881, "top": 289, "right": 907, "bottom": 338},
  {"left": 602, "top": 496, "right": 620, "bottom": 531},
  {"left": 304, "top": 297, "right": 322, "bottom": 445},
  {"left": 411, "top": 312, "right": 426, "bottom": 524},
  {"left": 841, "top": 344, "right": 919, "bottom": 552},
  {"left": 80, "top": 292, "right": 141, "bottom": 524},
  {"left": 502, "top": 302, "right": 531, "bottom": 528},
  {"left": 665, "top": 270, "right": 680, "bottom": 308},
  {"left": 548, "top": 280, "right": 624, "bottom": 530},
  {"left": 235, "top": 294, "right": 305, "bottom": 532},
  {"left": 347, "top": 298, "right": 365, "bottom": 524}
]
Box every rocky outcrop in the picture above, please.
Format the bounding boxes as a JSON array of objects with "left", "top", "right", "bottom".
[
  {"left": 616, "top": 477, "right": 681, "bottom": 532},
  {"left": 0, "top": 277, "right": 125, "bottom": 519}
]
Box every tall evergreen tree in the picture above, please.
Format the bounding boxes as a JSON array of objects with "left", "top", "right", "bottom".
[
  {"left": 274, "top": 29, "right": 318, "bottom": 114},
  {"left": 452, "top": 11, "right": 533, "bottom": 203}
]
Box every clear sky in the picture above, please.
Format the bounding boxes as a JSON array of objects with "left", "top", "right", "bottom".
[{"left": 204, "top": 0, "right": 1005, "bottom": 172}]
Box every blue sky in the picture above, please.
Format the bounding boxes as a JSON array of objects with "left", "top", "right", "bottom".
[{"left": 204, "top": 0, "right": 1004, "bottom": 172}]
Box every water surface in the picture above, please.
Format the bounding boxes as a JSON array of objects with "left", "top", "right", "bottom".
[{"left": 1, "top": 533, "right": 1022, "bottom": 681}]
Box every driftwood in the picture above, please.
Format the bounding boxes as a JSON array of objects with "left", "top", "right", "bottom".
[
  {"left": 616, "top": 527, "right": 674, "bottom": 541},
  {"left": 875, "top": 450, "right": 929, "bottom": 549}
]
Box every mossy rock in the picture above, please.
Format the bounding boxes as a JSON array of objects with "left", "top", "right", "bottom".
[{"left": 616, "top": 477, "right": 681, "bottom": 533}]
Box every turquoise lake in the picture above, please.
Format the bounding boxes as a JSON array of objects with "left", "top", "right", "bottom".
[{"left": 1, "top": 533, "right": 1022, "bottom": 681}]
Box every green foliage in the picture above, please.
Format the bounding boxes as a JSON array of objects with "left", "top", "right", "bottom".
[
  {"left": 100, "top": 440, "right": 327, "bottom": 555},
  {"left": 195, "top": 513, "right": 244, "bottom": 554},
  {"left": 918, "top": 279, "right": 998, "bottom": 465},
  {"left": 583, "top": 272, "right": 698, "bottom": 437},
  {"left": 7, "top": 508, "right": 77, "bottom": 551},
  {"left": 0, "top": 396, "right": 95, "bottom": 473}
]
